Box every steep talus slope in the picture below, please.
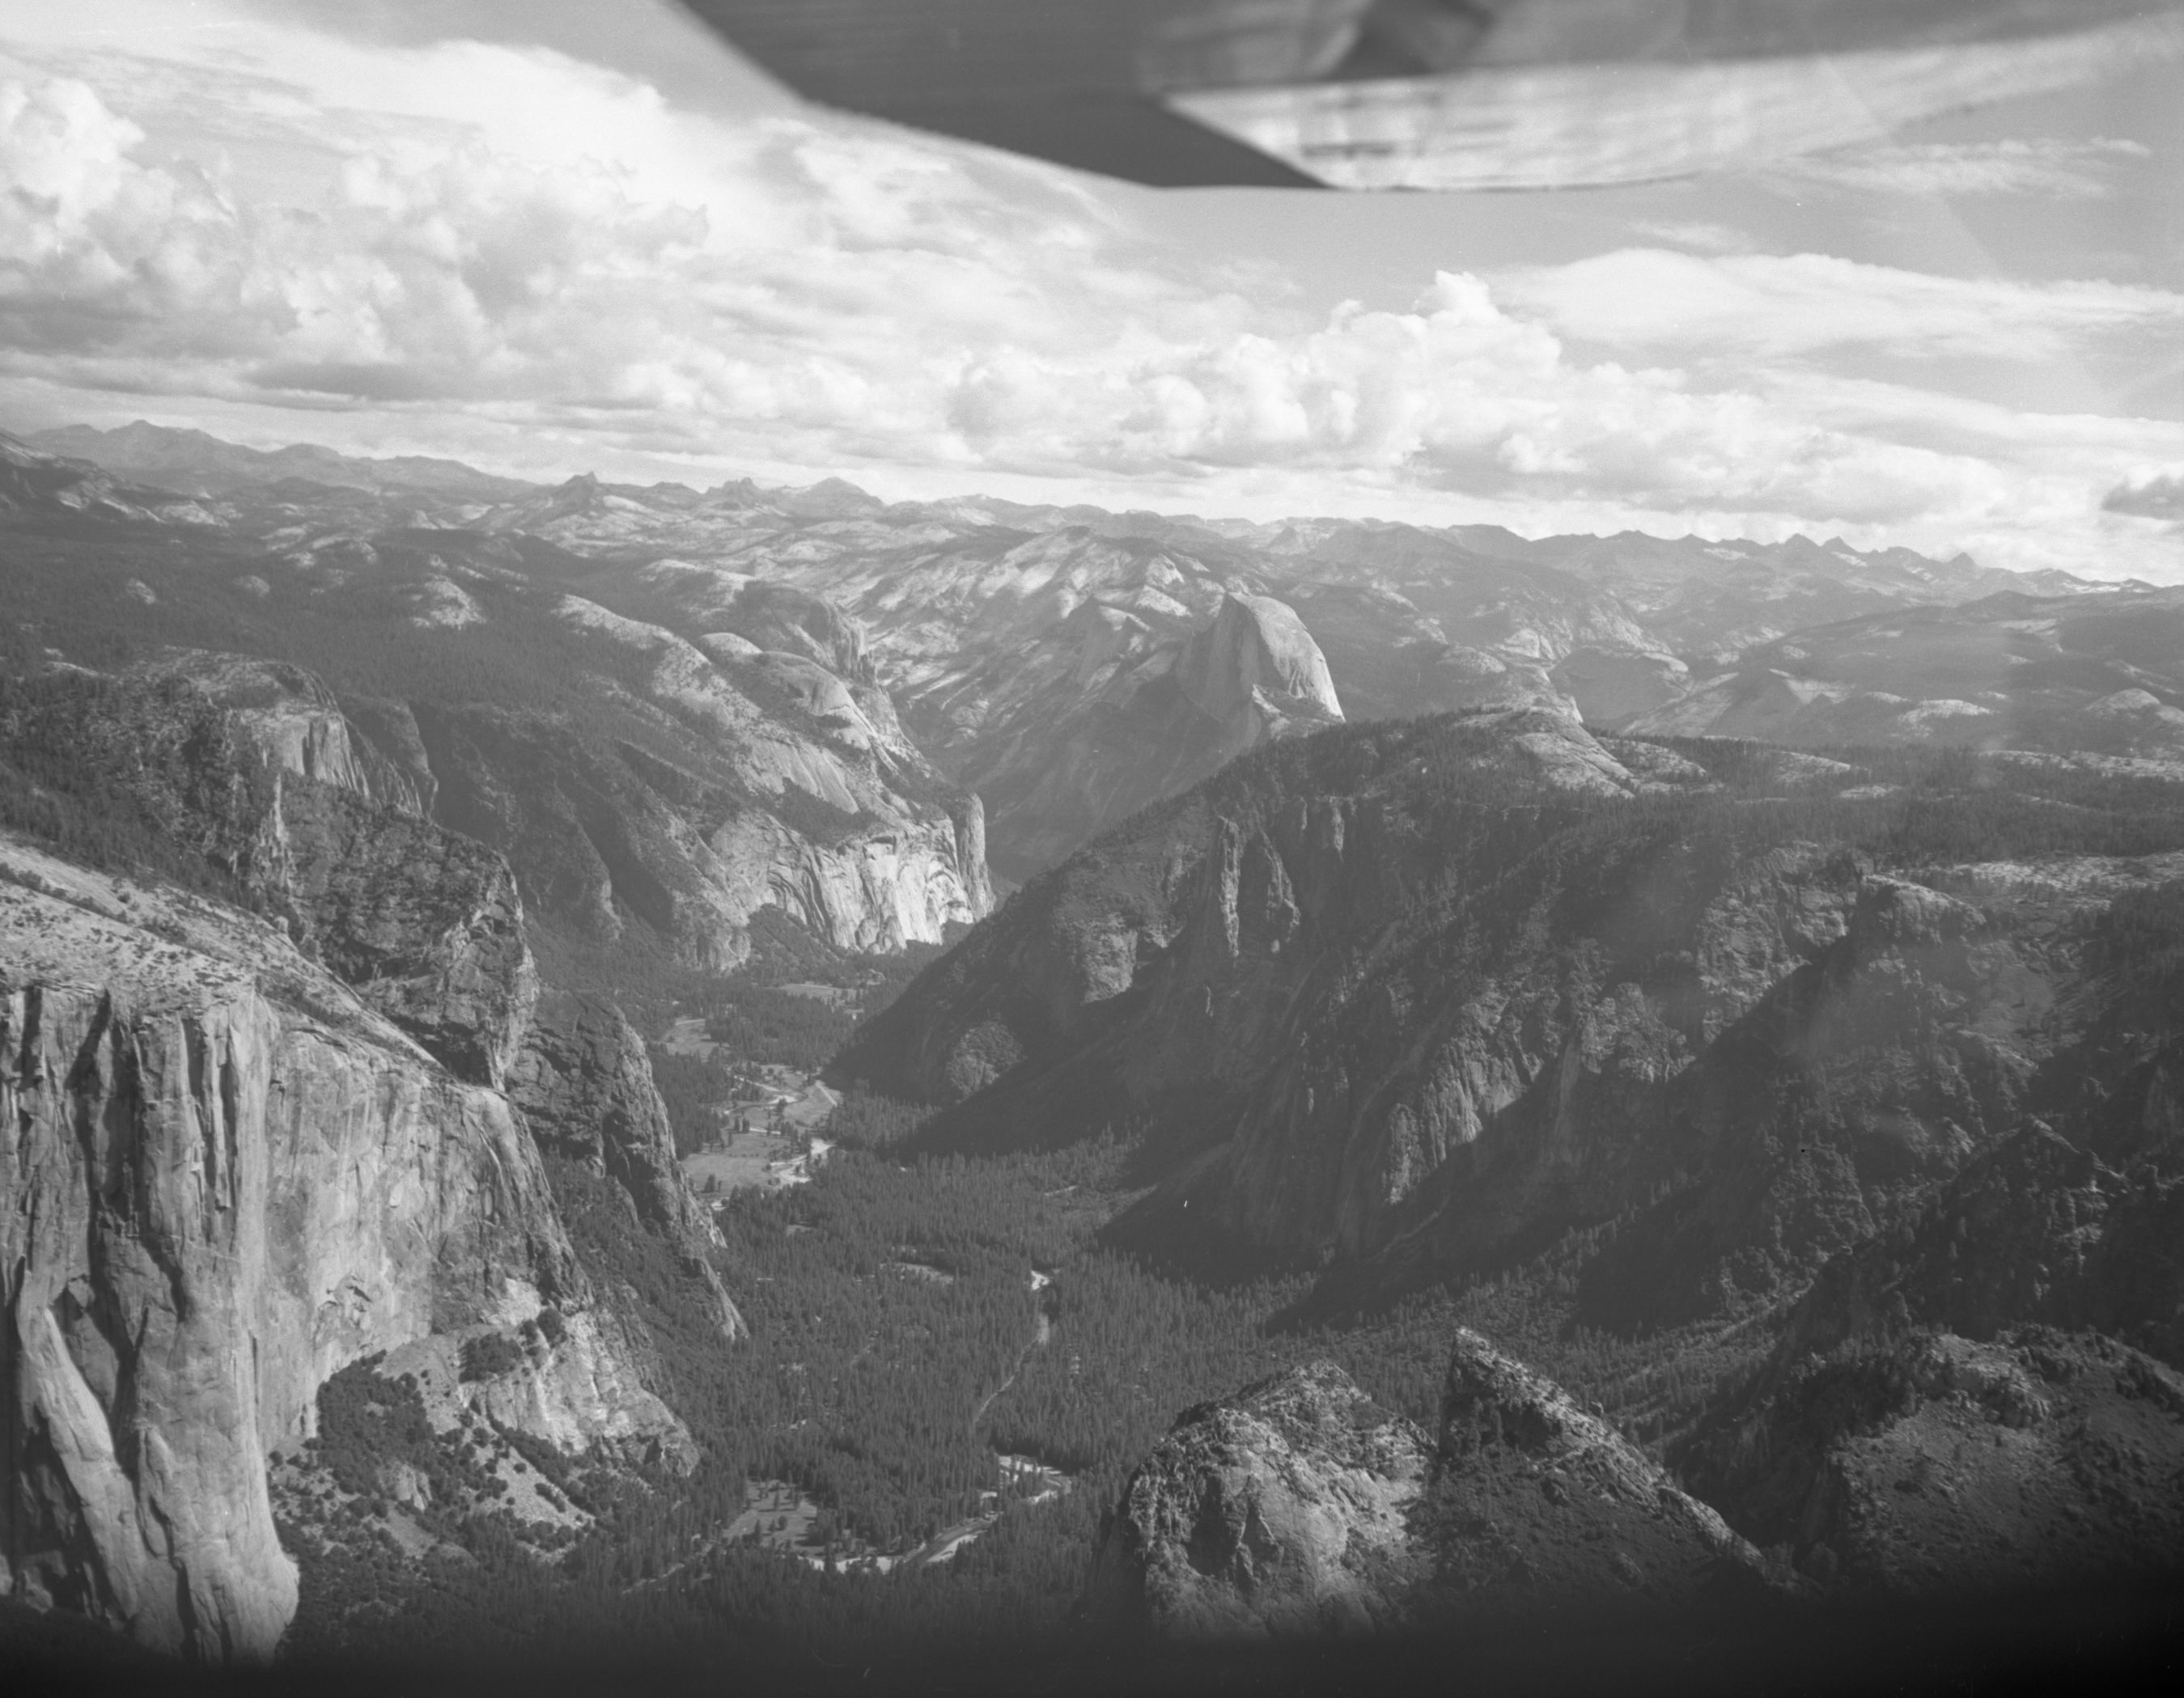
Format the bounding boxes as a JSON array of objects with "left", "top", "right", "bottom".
[
  {"left": 0, "top": 836, "right": 592, "bottom": 1659},
  {"left": 1090, "top": 1334, "right": 1762, "bottom": 1639}
]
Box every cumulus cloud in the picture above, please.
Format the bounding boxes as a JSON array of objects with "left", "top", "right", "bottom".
[
  {"left": 1773, "top": 137, "right": 2152, "bottom": 199},
  {"left": 0, "top": 32, "right": 2180, "bottom": 583}
]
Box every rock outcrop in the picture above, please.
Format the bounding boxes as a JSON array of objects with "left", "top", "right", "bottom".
[
  {"left": 257, "top": 779, "right": 536, "bottom": 1088},
  {"left": 510, "top": 992, "right": 746, "bottom": 1342},
  {"left": 0, "top": 836, "right": 585, "bottom": 1661},
  {"left": 1092, "top": 1335, "right": 1766, "bottom": 1640},
  {"left": 1175, "top": 594, "right": 1343, "bottom": 755},
  {"left": 0, "top": 654, "right": 536, "bottom": 1085},
  {"left": 124, "top": 652, "right": 422, "bottom": 813},
  {"left": 377, "top": 1310, "right": 698, "bottom": 1472},
  {"left": 883, "top": 588, "right": 1344, "bottom": 881},
  {"left": 1088, "top": 1362, "right": 1431, "bottom": 1637},
  {"left": 1419, "top": 1331, "right": 1763, "bottom": 1613}
]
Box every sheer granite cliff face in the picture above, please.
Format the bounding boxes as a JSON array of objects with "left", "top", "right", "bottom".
[
  {"left": 8, "top": 628, "right": 994, "bottom": 989},
  {"left": 0, "top": 836, "right": 697, "bottom": 1661},
  {"left": 378, "top": 594, "right": 994, "bottom": 970},
  {"left": 510, "top": 991, "right": 747, "bottom": 1344},
  {"left": 0, "top": 837, "right": 581, "bottom": 1658}
]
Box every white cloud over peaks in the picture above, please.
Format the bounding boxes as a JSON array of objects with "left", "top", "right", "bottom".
[
  {"left": 0, "top": 78, "right": 264, "bottom": 350},
  {"left": 1498, "top": 249, "right": 2184, "bottom": 362},
  {"left": 0, "top": 56, "right": 1155, "bottom": 439},
  {"left": 1, "top": 36, "right": 2180, "bottom": 581}
]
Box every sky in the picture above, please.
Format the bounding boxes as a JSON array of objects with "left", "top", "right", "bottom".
[{"left": 2, "top": 0, "right": 2182, "bottom": 580}]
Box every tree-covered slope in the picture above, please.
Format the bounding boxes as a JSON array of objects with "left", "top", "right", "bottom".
[{"left": 838, "top": 711, "right": 2184, "bottom": 1332}]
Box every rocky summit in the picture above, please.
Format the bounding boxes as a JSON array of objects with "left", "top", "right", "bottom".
[
  {"left": 1419, "top": 1330, "right": 1765, "bottom": 1615},
  {"left": 1089, "top": 1333, "right": 1766, "bottom": 1639},
  {"left": 1088, "top": 1361, "right": 1431, "bottom": 1637}
]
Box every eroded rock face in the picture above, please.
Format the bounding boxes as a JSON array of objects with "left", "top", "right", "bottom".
[
  {"left": 0, "top": 654, "right": 537, "bottom": 1086},
  {"left": 258, "top": 777, "right": 537, "bottom": 1088},
  {"left": 0, "top": 836, "right": 580, "bottom": 1661},
  {"left": 379, "top": 1311, "right": 698, "bottom": 1474},
  {"left": 1088, "top": 1362, "right": 1431, "bottom": 1637},
  {"left": 1092, "top": 1336, "right": 1767, "bottom": 1640},
  {"left": 852, "top": 703, "right": 2184, "bottom": 1330},
  {"left": 1765, "top": 1125, "right": 2184, "bottom": 1366},
  {"left": 883, "top": 589, "right": 1346, "bottom": 881},
  {"left": 510, "top": 992, "right": 746, "bottom": 1343},
  {"left": 127, "top": 650, "right": 419, "bottom": 811},
  {"left": 1420, "top": 1330, "right": 1763, "bottom": 1612},
  {"left": 405, "top": 599, "right": 994, "bottom": 968}
]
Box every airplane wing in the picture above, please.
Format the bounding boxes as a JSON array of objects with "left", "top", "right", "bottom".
[{"left": 675, "top": 1, "right": 2184, "bottom": 188}]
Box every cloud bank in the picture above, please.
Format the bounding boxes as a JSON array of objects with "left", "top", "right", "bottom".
[{"left": 1, "top": 22, "right": 2181, "bottom": 582}]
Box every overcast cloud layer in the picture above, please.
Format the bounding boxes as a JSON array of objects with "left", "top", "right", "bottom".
[{"left": 2, "top": 5, "right": 2182, "bottom": 581}]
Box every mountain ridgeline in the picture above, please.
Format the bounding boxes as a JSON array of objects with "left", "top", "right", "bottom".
[
  {"left": 838, "top": 709, "right": 2184, "bottom": 1330},
  {"left": 17, "top": 421, "right": 2175, "bottom": 891},
  {"left": 6, "top": 419, "right": 2184, "bottom": 1667}
]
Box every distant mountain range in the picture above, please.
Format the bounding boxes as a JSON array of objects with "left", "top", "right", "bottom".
[
  {"left": 10, "top": 418, "right": 2170, "bottom": 880},
  {"left": 30, "top": 421, "right": 535, "bottom": 502}
]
